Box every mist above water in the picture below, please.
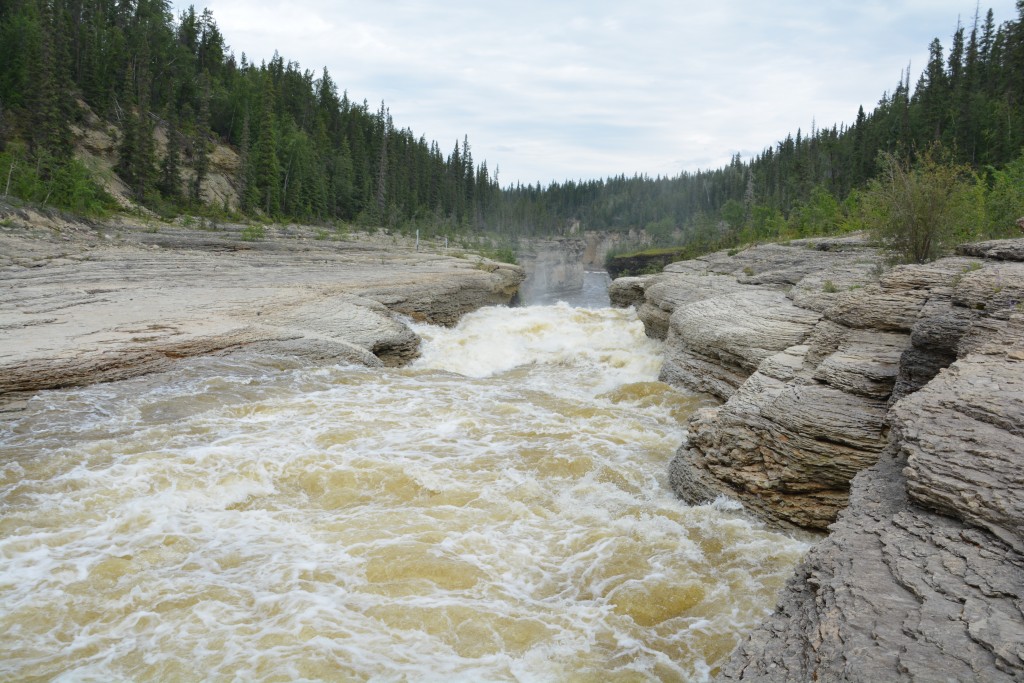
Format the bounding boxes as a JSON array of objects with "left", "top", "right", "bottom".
[{"left": 520, "top": 271, "right": 613, "bottom": 309}]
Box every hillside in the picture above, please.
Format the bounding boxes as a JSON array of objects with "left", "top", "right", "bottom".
[
  {"left": 2, "top": 1, "right": 1023, "bottom": 253},
  {"left": 0, "top": 0, "right": 498, "bottom": 234}
]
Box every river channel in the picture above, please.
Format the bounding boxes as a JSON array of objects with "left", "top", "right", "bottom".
[{"left": 0, "top": 286, "right": 808, "bottom": 681}]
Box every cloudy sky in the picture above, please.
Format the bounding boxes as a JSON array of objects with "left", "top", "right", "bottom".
[{"left": 169, "top": 0, "right": 1019, "bottom": 187}]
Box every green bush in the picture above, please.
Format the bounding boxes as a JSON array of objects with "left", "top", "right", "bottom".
[
  {"left": 860, "top": 149, "right": 984, "bottom": 263},
  {"left": 0, "top": 146, "right": 114, "bottom": 216},
  {"left": 478, "top": 245, "right": 517, "bottom": 265},
  {"left": 985, "top": 153, "right": 1024, "bottom": 237},
  {"left": 241, "top": 224, "right": 265, "bottom": 241}
]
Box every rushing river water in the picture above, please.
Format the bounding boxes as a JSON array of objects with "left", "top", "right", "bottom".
[{"left": 0, "top": 300, "right": 808, "bottom": 682}]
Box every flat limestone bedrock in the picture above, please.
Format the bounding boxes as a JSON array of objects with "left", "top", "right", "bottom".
[{"left": 0, "top": 214, "right": 524, "bottom": 403}]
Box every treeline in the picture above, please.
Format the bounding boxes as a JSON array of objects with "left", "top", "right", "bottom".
[
  {"left": 0, "top": 0, "right": 498, "bottom": 231},
  {"left": 1, "top": 0, "right": 1022, "bottom": 249},
  {"left": 488, "top": 5, "right": 1024, "bottom": 246}
]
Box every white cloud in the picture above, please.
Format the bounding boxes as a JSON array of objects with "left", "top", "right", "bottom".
[{"left": 171, "top": 0, "right": 1021, "bottom": 185}]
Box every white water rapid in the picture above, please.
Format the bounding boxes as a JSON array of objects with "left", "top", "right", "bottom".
[{"left": 0, "top": 303, "right": 808, "bottom": 682}]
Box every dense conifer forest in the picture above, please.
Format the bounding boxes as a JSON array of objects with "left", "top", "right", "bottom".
[
  {"left": 1, "top": 0, "right": 1023, "bottom": 253},
  {"left": 497, "top": 3, "right": 1024, "bottom": 254},
  {"left": 0, "top": 0, "right": 498, "bottom": 231}
]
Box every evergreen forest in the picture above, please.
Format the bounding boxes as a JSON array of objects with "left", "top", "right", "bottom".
[{"left": 1, "top": 0, "right": 1023, "bottom": 257}]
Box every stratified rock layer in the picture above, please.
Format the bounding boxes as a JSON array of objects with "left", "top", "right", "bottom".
[
  {"left": 718, "top": 317, "right": 1024, "bottom": 682},
  {"left": 613, "top": 235, "right": 1024, "bottom": 681},
  {"left": 0, "top": 210, "right": 523, "bottom": 408},
  {"left": 622, "top": 238, "right": 900, "bottom": 530}
]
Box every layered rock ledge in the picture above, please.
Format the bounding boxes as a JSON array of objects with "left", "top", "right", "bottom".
[
  {"left": 612, "top": 236, "right": 1024, "bottom": 680},
  {"left": 0, "top": 208, "right": 523, "bottom": 410}
]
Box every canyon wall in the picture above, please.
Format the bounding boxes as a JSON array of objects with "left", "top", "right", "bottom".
[
  {"left": 611, "top": 236, "right": 1024, "bottom": 680},
  {"left": 515, "top": 238, "right": 586, "bottom": 303}
]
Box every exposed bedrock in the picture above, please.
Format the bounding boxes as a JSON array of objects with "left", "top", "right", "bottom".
[
  {"left": 0, "top": 212, "right": 524, "bottom": 407},
  {"left": 613, "top": 235, "right": 1024, "bottom": 680},
  {"left": 718, "top": 315, "right": 1024, "bottom": 682},
  {"left": 616, "top": 237, "right": 1024, "bottom": 533}
]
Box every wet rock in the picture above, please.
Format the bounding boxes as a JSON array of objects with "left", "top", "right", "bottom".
[{"left": 607, "top": 276, "right": 647, "bottom": 309}]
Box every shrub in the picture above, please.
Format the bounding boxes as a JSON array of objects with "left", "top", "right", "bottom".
[
  {"left": 985, "top": 153, "right": 1024, "bottom": 237},
  {"left": 241, "top": 224, "right": 265, "bottom": 241},
  {"left": 860, "top": 149, "right": 984, "bottom": 263}
]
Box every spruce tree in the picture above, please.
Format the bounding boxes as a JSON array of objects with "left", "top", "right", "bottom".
[
  {"left": 189, "top": 76, "right": 211, "bottom": 203},
  {"left": 158, "top": 116, "right": 183, "bottom": 201},
  {"left": 246, "top": 76, "right": 280, "bottom": 215}
]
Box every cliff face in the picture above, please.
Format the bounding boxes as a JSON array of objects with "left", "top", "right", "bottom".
[
  {"left": 612, "top": 236, "right": 1024, "bottom": 680},
  {"left": 515, "top": 238, "right": 586, "bottom": 303}
]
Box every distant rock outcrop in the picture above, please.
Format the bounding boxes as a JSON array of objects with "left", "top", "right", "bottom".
[
  {"left": 516, "top": 238, "right": 586, "bottom": 303},
  {"left": 612, "top": 235, "right": 1024, "bottom": 680}
]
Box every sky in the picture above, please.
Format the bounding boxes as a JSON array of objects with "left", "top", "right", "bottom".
[{"left": 169, "top": 0, "right": 1020, "bottom": 187}]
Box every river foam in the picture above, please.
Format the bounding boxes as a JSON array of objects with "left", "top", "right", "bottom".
[{"left": 0, "top": 304, "right": 807, "bottom": 682}]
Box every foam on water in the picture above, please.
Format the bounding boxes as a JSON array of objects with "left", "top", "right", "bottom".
[{"left": 0, "top": 304, "right": 808, "bottom": 682}]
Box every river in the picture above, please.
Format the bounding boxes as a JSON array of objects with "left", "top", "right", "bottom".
[{"left": 0, "top": 292, "right": 808, "bottom": 682}]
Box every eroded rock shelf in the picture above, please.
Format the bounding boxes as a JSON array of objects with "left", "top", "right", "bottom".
[{"left": 612, "top": 235, "right": 1024, "bottom": 681}]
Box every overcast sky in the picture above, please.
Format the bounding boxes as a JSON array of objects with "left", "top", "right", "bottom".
[{"left": 169, "top": 0, "right": 1020, "bottom": 187}]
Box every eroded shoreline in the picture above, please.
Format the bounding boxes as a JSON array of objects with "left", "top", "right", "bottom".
[
  {"left": 611, "top": 235, "right": 1024, "bottom": 680},
  {"left": 0, "top": 207, "right": 523, "bottom": 412}
]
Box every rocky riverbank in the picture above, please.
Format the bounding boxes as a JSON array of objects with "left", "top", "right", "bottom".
[
  {"left": 0, "top": 206, "right": 523, "bottom": 411},
  {"left": 611, "top": 235, "right": 1024, "bottom": 680}
]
